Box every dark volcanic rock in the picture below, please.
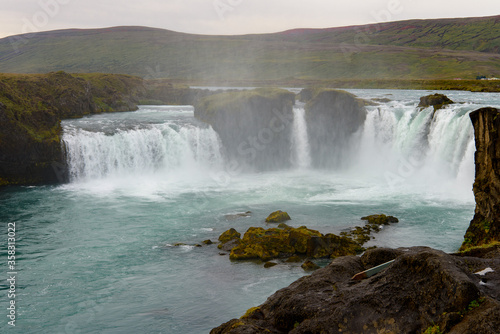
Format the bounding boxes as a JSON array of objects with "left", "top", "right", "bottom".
[
  {"left": 461, "top": 108, "right": 500, "bottom": 250},
  {"left": 302, "top": 88, "right": 366, "bottom": 168},
  {"left": 211, "top": 247, "right": 500, "bottom": 334},
  {"left": 418, "top": 93, "right": 454, "bottom": 111}
]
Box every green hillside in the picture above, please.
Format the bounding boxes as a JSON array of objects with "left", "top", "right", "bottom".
[{"left": 0, "top": 16, "right": 500, "bottom": 83}]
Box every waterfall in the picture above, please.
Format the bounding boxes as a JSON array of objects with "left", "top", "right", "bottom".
[
  {"left": 63, "top": 122, "right": 224, "bottom": 182},
  {"left": 356, "top": 102, "right": 475, "bottom": 194},
  {"left": 291, "top": 105, "right": 311, "bottom": 169},
  {"left": 61, "top": 101, "right": 476, "bottom": 198}
]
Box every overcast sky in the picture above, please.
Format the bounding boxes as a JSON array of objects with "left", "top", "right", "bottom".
[{"left": 1, "top": 0, "right": 499, "bottom": 39}]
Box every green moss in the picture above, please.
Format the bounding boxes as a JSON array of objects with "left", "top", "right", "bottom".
[
  {"left": 240, "top": 307, "right": 261, "bottom": 319},
  {"left": 482, "top": 220, "right": 491, "bottom": 233},
  {"left": 227, "top": 225, "right": 356, "bottom": 261},
  {"left": 459, "top": 297, "right": 486, "bottom": 317},
  {"left": 265, "top": 210, "right": 291, "bottom": 223},
  {"left": 217, "top": 228, "right": 241, "bottom": 249},
  {"left": 422, "top": 325, "right": 443, "bottom": 334}
]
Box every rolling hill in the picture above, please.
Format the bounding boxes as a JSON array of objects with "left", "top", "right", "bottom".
[{"left": 0, "top": 15, "right": 500, "bottom": 84}]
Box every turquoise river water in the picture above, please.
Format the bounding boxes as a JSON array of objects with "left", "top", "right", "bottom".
[{"left": 1, "top": 89, "right": 500, "bottom": 333}]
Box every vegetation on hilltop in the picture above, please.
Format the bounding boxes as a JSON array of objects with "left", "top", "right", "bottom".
[{"left": 1, "top": 16, "right": 499, "bottom": 83}]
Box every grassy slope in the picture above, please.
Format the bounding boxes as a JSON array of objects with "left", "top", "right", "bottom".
[{"left": 0, "top": 16, "right": 500, "bottom": 84}]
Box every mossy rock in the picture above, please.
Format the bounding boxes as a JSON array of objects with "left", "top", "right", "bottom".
[
  {"left": 309, "top": 233, "right": 363, "bottom": 258},
  {"left": 286, "top": 255, "right": 302, "bottom": 262},
  {"left": 218, "top": 228, "right": 241, "bottom": 249},
  {"left": 227, "top": 225, "right": 360, "bottom": 261},
  {"left": 301, "top": 260, "right": 320, "bottom": 271},
  {"left": 289, "top": 226, "right": 322, "bottom": 254},
  {"left": 265, "top": 210, "right": 291, "bottom": 223},
  {"left": 361, "top": 214, "right": 399, "bottom": 225},
  {"left": 240, "top": 306, "right": 265, "bottom": 320},
  {"left": 264, "top": 261, "right": 278, "bottom": 268}
]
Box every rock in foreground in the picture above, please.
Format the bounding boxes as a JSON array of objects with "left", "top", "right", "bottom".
[{"left": 211, "top": 247, "right": 500, "bottom": 334}]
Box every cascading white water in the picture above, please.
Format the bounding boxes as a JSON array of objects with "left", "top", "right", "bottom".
[
  {"left": 356, "top": 101, "right": 475, "bottom": 197},
  {"left": 291, "top": 105, "right": 311, "bottom": 169},
  {"left": 63, "top": 110, "right": 224, "bottom": 182},
  {"left": 61, "top": 98, "right": 477, "bottom": 200}
]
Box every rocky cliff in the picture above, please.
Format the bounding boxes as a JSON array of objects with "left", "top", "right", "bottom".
[
  {"left": 0, "top": 72, "right": 212, "bottom": 186},
  {"left": 301, "top": 88, "right": 367, "bottom": 168},
  {"left": 461, "top": 107, "right": 500, "bottom": 250},
  {"left": 194, "top": 88, "right": 296, "bottom": 171},
  {"left": 211, "top": 247, "right": 500, "bottom": 334}
]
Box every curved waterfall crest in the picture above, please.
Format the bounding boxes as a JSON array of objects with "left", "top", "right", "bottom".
[{"left": 62, "top": 101, "right": 476, "bottom": 192}]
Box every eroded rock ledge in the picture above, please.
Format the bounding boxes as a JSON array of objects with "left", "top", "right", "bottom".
[
  {"left": 461, "top": 107, "right": 500, "bottom": 250},
  {"left": 212, "top": 246, "right": 500, "bottom": 334}
]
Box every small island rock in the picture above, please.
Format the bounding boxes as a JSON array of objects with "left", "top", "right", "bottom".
[{"left": 265, "top": 210, "right": 291, "bottom": 223}]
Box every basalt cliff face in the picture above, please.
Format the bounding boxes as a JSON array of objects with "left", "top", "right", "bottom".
[
  {"left": 461, "top": 107, "right": 500, "bottom": 250},
  {"left": 194, "top": 88, "right": 296, "bottom": 171},
  {"left": 301, "top": 88, "right": 367, "bottom": 168}
]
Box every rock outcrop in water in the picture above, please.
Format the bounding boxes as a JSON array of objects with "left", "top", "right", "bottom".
[
  {"left": 211, "top": 247, "right": 500, "bottom": 334},
  {"left": 265, "top": 210, "right": 291, "bottom": 223},
  {"left": 418, "top": 93, "right": 454, "bottom": 111},
  {"left": 461, "top": 107, "right": 500, "bottom": 250},
  {"left": 194, "top": 88, "right": 296, "bottom": 171},
  {"left": 300, "top": 88, "right": 366, "bottom": 168},
  {"left": 218, "top": 225, "right": 362, "bottom": 262},
  {"left": 217, "top": 214, "right": 399, "bottom": 262}
]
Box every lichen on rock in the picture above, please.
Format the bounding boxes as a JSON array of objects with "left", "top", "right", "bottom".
[
  {"left": 219, "top": 224, "right": 362, "bottom": 262},
  {"left": 265, "top": 210, "right": 291, "bottom": 223},
  {"left": 217, "top": 228, "right": 241, "bottom": 250}
]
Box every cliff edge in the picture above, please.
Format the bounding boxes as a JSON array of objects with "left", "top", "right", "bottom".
[{"left": 461, "top": 107, "right": 500, "bottom": 250}]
